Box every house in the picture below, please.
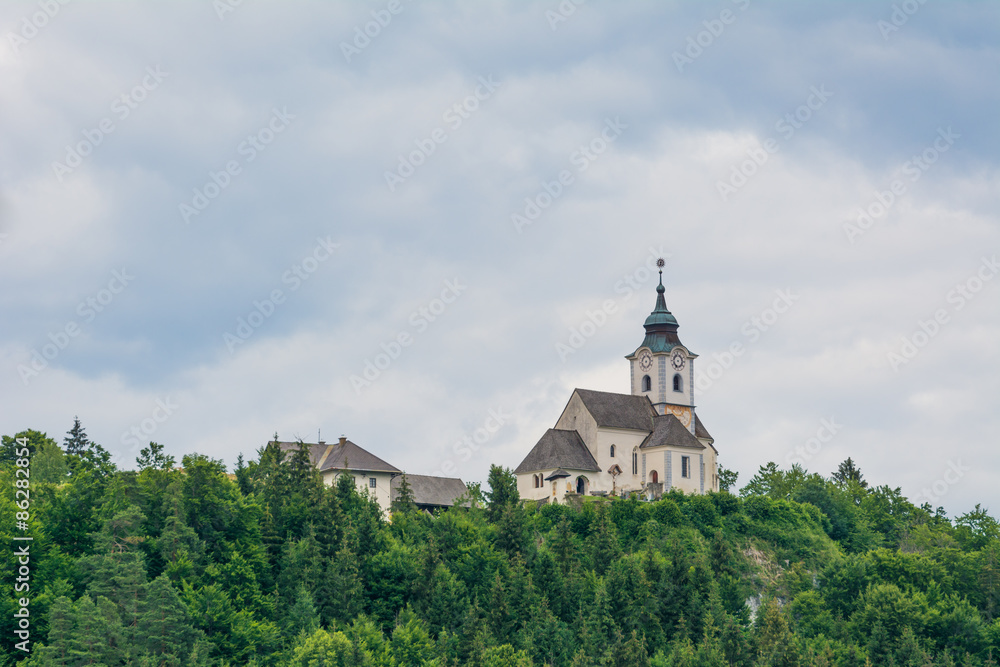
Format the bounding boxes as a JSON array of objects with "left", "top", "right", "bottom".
[
  {"left": 391, "top": 474, "right": 470, "bottom": 513},
  {"left": 515, "top": 264, "right": 719, "bottom": 503},
  {"left": 276, "top": 437, "right": 468, "bottom": 515}
]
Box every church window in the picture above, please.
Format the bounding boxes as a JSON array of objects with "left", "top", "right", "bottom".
[
  {"left": 610, "top": 444, "right": 616, "bottom": 458},
  {"left": 642, "top": 375, "right": 651, "bottom": 392},
  {"left": 535, "top": 474, "right": 541, "bottom": 488},
  {"left": 681, "top": 456, "right": 690, "bottom": 478},
  {"left": 673, "top": 374, "right": 683, "bottom": 392},
  {"left": 369, "top": 477, "right": 377, "bottom": 488},
  {"left": 632, "top": 450, "right": 638, "bottom": 475}
]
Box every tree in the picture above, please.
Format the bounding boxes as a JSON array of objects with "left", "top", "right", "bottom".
[
  {"left": 136, "top": 441, "right": 175, "bottom": 471},
  {"left": 64, "top": 416, "right": 90, "bottom": 456},
  {"left": 61, "top": 417, "right": 115, "bottom": 478},
  {"left": 33, "top": 435, "right": 69, "bottom": 483},
  {"left": 392, "top": 474, "right": 417, "bottom": 515},
  {"left": 286, "top": 584, "right": 321, "bottom": 636},
  {"left": 718, "top": 466, "right": 738, "bottom": 493},
  {"left": 486, "top": 464, "right": 519, "bottom": 523},
  {"left": 135, "top": 575, "right": 198, "bottom": 658},
  {"left": 832, "top": 457, "right": 868, "bottom": 488},
  {"left": 955, "top": 504, "right": 1000, "bottom": 550}
]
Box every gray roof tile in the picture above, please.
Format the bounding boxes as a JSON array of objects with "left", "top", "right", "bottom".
[
  {"left": 573, "top": 389, "right": 656, "bottom": 431},
  {"left": 514, "top": 429, "right": 601, "bottom": 474},
  {"left": 277, "top": 440, "right": 401, "bottom": 474},
  {"left": 694, "top": 414, "right": 713, "bottom": 441},
  {"left": 640, "top": 414, "right": 706, "bottom": 450},
  {"left": 391, "top": 474, "right": 468, "bottom": 508}
]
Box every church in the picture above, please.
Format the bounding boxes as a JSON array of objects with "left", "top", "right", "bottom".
[{"left": 515, "top": 263, "right": 719, "bottom": 502}]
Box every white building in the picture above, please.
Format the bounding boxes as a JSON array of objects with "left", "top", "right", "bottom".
[
  {"left": 515, "top": 268, "right": 719, "bottom": 502},
  {"left": 277, "top": 437, "right": 468, "bottom": 515}
]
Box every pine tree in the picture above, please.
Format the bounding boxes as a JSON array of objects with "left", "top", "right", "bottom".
[
  {"left": 286, "top": 584, "right": 321, "bottom": 636},
  {"left": 488, "top": 571, "right": 515, "bottom": 643},
  {"left": 496, "top": 503, "right": 530, "bottom": 556},
  {"left": 63, "top": 416, "right": 90, "bottom": 456},
  {"left": 392, "top": 473, "right": 418, "bottom": 514},
  {"left": 322, "top": 527, "right": 364, "bottom": 625},
  {"left": 83, "top": 506, "right": 149, "bottom": 627},
  {"left": 36, "top": 596, "right": 74, "bottom": 665},
  {"left": 832, "top": 457, "right": 868, "bottom": 488},
  {"left": 613, "top": 629, "right": 650, "bottom": 667},
  {"left": 135, "top": 575, "right": 197, "bottom": 658},
  {"left": 589, "top": 505, "right": 621, "bottom": 575},
  {"left": 486, "top": 464, "right": 519, "bottom": 523},
  {"left": 755, "top": 598, "right": 801, "bottom": 667}
]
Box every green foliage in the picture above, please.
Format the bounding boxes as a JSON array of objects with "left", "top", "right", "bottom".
[
  {"left": 718, "top": 465, "right": 739, "bottom": 493},
  {"left": 136, "top": 441, "right": 175, "bottom": 471},
  {"left": 4, "top": 430, "right": 999, "bottom": 667},
  {"left": 486, "top": 464, "right": 519, "bottom": 523},
  {"left": 391, "top": 473, "right": 417, "bottom": 515}
]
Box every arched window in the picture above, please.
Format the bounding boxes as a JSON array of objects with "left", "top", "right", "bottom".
[
  {"left": 642, "top": 375, "right": 651, "bottom": 392},
  {"left": 610, "top": 444, "right": 616, "bottom": 458},
  {"left": 632, "top": 450, "right": 638, "bottom": 475},
  {"left": 651, "top": 470, "right": 659, "bottom": 484},
  {"left": 673, "top": 373, "right": 683, "bottom": 392}
]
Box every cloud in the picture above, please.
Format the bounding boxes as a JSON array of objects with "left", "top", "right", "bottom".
[{"left": 0, "top": 0, "right": 997, "bottom": 516}]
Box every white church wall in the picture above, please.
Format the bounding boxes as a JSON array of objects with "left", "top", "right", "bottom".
[{"left": 594, "top": 428, "right": 648, "bottom": 494}]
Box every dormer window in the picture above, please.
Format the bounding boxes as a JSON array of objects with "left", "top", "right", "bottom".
[
  {"left": 673, "top": 374, "right": 683, "bottom": 392},
  {"left": 641, "top": 375, "right": 651, "bottom": 392}
]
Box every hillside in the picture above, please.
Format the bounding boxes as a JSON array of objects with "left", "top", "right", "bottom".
[{"left": 2, "top": 426, "right": 999, "bottom": 667}]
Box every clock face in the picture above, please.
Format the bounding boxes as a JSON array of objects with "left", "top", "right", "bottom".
[
  {"left": 638, "top": 351, "right": 653, "bottom": 371},
  {"left": 671, "top": 350, "right": 686, "bottom": 370}
]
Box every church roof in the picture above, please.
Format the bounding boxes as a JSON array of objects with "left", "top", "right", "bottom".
[
  {"left": 630, "top": 269, "right": 685, "bottom": 355},
  {"left": 277, "top": 439, "right": 401, "bottom": 474},
  {"left": 514, "top": 429, "right": 601, "bottom": 474},
  {"left": 640, "top": 414, "right": 706, "bottom": 450},
  {"left": 694, "top": 414, "right": 713, "bottom": 441},
  {"left": 573, "top": 389, "right": 656, "bottom": 431},
  {"left": 391, "top": 474, "right": 468, "bottom": 508}
]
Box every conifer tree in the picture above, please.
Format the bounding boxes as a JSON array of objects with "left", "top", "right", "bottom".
[
  {"left": 286, "top": 583, "right": 321, "bottom": 636},
  {"left": 486, "top": 464, "right": 519, "bottom": 523},
  {"left": 392, "top": 474, "right": 417, "bottom": 514},
  {"left": 832, "top": 457, "right": 868, "bottom": 488},
  {"left": 63, "top": 416, "right": 89, "bottom": 456},
  {"left": 135, "top": 575, "right": 198, "bottom": 658},
  {"left": 322, "top": 526, "right": 364, "bottom": 625}
]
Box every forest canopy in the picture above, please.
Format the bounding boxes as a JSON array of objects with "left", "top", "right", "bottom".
[{"left": 2, "top": 421, "right": 999, "bottom": 666}]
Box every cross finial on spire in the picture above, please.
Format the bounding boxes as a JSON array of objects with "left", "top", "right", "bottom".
[{"left": 656, "top": 257, "right": 665, "bottom": 293}]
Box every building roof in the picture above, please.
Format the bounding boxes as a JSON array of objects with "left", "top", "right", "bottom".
[
  {"left": 277, "top": 439, "right": 401, "bottom": 474},
  {"left": 391, "top": 474, "right": 468, "bottom": 508},
  {"left": 694, "top": 414, "right": 713, "bottom": 441},
  {"left": 630, "top": 271, "right": 685, "bottom": 355},
  {"left": 640, "top": 414, "right": 706, "bottom": 450},
  {"left": 573, "top": 389, "right": 656, "bottom": 432},
  {"left": 545, "top": 468, "right": 571, "bottom": 481},
  {"left": 514, "top": 429, "right": 601, "bottom": 474}
]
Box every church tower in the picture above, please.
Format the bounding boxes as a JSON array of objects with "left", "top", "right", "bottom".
[{"left": 625, "top": 260, "right": 698, "bottom": 434}]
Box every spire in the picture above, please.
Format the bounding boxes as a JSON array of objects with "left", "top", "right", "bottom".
[{"left": 632, "top": 258, "right": 682, "bottom": 354}]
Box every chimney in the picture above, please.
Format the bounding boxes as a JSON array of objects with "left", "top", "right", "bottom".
[{"left": 339, "top": 436, "right": 347, "bottom": 445}]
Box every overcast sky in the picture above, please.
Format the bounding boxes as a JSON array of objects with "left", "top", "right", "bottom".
[{"left": 1, "top": 0, "right": 997, "bottom": 516}]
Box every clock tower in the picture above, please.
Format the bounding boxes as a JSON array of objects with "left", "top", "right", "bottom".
[{"left": 626, "top": 261, "right": 698, "bottom": 433}]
